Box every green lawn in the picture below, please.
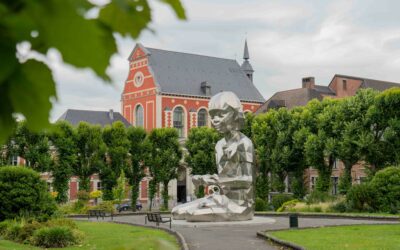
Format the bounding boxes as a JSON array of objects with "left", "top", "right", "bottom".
[
  {"left": 269, "top": 224, "right": 400, "bottom": 250},
  {"left": 0, "top": 221, "right": 179, "bottom": 250}
]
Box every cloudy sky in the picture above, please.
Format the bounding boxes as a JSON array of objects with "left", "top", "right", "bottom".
[{"left": 50, "top": 0, "right": 400, "bottom": 121}]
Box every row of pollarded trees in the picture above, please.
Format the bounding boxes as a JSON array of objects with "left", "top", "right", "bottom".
[
  {"left": 184, "top": 88, "right": 400, "bottom": 201},
  {"left": 252, "top": 88, "right": 400, "bottom": 199},
  {"left": 0, "top": 121, "right": 182, "bottom": 210}
]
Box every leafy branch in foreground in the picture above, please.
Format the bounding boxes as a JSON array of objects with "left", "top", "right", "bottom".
[{"left": 0, "top": 0, "right": 186, "bottom": 143}]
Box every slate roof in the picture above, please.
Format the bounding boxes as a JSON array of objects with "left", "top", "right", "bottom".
[
  {"left": 330, "top": 74, "right": 400, "bottom": 91},
  {"left": 255, "top": 88, "right": 323, "bottom": 114},
  {"left": 143, "top": 46, "right": 265, "bottom": 103},
  {"left": 57, "top": 109, "right": 131, "bottom": 127}
]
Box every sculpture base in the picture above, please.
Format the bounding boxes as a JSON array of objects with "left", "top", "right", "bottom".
[{"left": 172, "top": 216, "right": 275, "bottom": 228}]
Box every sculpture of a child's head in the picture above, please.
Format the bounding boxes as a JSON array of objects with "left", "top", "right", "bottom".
[{"left": 208, "top": 91, "right": 244, "bottom": 133}]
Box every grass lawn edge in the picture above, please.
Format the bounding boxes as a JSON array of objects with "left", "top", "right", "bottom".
[
  {"left": 258, "top": 223, "right": 400, "bottom": 250},
  {"left": 111, "top": 221, "right": 188, "bottom": 250},
  {"left": 255, "top": 211, "right": 400, "bottom": 221}
]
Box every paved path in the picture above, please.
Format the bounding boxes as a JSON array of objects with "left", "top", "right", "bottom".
[{"left": 80, "top": 215, "right": 399, "bottom": 250}]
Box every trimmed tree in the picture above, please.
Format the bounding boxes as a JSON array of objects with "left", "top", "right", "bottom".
[
  {"left": 336, "top": 89, "right": 377, "bottom": 193},
  {"left": 126, "top": 126, "right": 149, "bottom": 211},
  {"left": 304, "top": 99, "right": 341, "bottom": 193},
  {"left": 75, "top": 122, "right": 106, "bottom": 192},
  {"left": 360, "top": 87, "right": 400, "bottom": 173},
  {"left": 49, "top": 121, "right": 77, "bottom": 203},
  {"left": 14, "top": 121, "right": 52, "bottom": 172},
  {"left": 147, "top": 128, "right": 182, "bottom": 210},
  {"left": 185, "top": 127, "right": 220, "bottom": 197},
  {"left": 101, "top": 122, "right": 130, "bottom": 200}
]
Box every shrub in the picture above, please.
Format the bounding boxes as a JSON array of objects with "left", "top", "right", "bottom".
[
  {"left": 370, "top": 166, "right": 400, "bottom": 212},
  {"left": 277, "top": 199, "right": 300, "bottom": 212},
  {"left": 305, "top": 190, "right": 334, "bottom": 204},
  {"left": 94, "top": 201, "right": 115, "bottom": 213},
  {"left": 346, "top": 183, "right": 377, "bottom": 212},
  {"left": 90, "top": 190, "right": 103, "bottom": 199},
  {"left": 18, "top": 220, "right": 43, "bottom": 243},
  {"left": 313, "top": 206, "right": 322, "bottom": 212},
  {"left": 3, "top": 220, "right": 23, "bottom": 241},
  {"left": 330, "top": 200, "right": 348, "bottom": 213},
  {"left": 0, "top": 166, "right": 57, "bottom": 220},
  {"left": 0, "top": 220, "right": 11, "bottom": 235},
  {"left": 255, "top": 198, "right": 268, "bottom": 211},
  {"left": 45, "top": 218, "right": 78, "bottom": 229},
  {"left": 271, "top": 194, "right": 294, "bottom": 211},
  {"left": 77, "top": 190, "right": 90, "bottom": 202},
  {"left": 31, "top": 226, "right": 82, "bottom": 248}
]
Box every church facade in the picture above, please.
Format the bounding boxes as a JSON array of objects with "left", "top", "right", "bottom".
[{"left": 121, "top": 42, "right": 264, "bottom": 206}]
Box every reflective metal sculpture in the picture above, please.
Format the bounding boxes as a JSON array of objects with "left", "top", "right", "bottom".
[{"left": 172, "top": 91, "right": 255, "bottom": 222}]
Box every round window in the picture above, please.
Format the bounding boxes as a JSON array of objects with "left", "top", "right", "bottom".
[{"left": 134, "top": 71, "right": 144, "bottom": 87}]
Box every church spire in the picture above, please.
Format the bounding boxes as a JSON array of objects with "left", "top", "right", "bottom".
[
  {"left": 243, "top": 39, "right": 250, "bottom": 60},
  {"left": 241, "top": 39, "right": 254, "bottom": 82}
]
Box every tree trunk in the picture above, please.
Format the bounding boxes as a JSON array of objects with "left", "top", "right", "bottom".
[
  {"left": 130, "top": 182, "right": 140, "bottom": 212},
  {"left": 338, "top": 162, "right": 352, "bottom": 194},
  {"left": 148, "top": 179, "right": 157, "bottom": 211},
  {"left": 162, "top": 180, "right": 169, "bottom": 211}
]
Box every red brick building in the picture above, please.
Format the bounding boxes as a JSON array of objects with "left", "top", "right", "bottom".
[
  {"left": 256, "top": 74, "right": 400, "bottom": 194},
  {"left": 121, "top": 42, "right": 265, "bottom": 205}
]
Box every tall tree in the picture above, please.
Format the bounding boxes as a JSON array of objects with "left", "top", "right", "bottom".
[
  {"left": 290, "top": 107, "right": 311, "bottom": 198},
  {"left": 147, "top": 128, "right": 182, "bottom": 210},
  {"left": 49, "top": 121, "right": 77, "bottom": 203},
  {"left": 336, "top": 89, "right": 377, "bottom": 193},
  {"left": 14, "top": 121, "right": 52, "bottom": 172},
  {"left": 113, "top": 170, "right": 127, "bottom": 206},
  {"left": 241, "top": 112, "right": 255, "bottom": 138},
  {"left": 0, "top": 0, "right": 186, "bottom": 144},
  {"left": 185, "top": 127, "right": 220, "bottom": 197},
  {"left": 304, "top": 98, "right": 341, "bottom": 192},
  {"left": 75, "top": 122, "right": 105, "bottom": 192},
  {"left": 360, "top": 87, "right": 400, "bottom": 173},
  {"left": 101, "top": 121, "right": 130, "bottom": 200},
  {"left": 126, "top": 126, "right": 149, "bottom": 211}
]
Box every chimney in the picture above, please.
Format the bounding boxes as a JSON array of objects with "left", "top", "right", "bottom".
[
  {"left": 109, "top": 109, "right": 114, "bottom": 120},
  {"left": 201, "top": 81, "right": 211, "bottom": 95},
  {"left": 302, "top": 77, "right": 315, "bottom": 89}
]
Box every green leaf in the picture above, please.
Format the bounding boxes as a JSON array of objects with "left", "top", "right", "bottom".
[
  {"left": 159, "top": 0, "right": 186, "bottom": 19},
  {"left": 0, "top": 83, "right": 16, "bottom": 143},
  {"left": 99, "top": 0, "right": 152, "bottom": 38},
  {"left": 9, "top": 60, "right": 56, "bottom": 131},
  {"left": 0, "top": 37, "right": 18, "bottom": 85},
  {"left": 26, "top": 0, "right": 116, "bottom": 80}
]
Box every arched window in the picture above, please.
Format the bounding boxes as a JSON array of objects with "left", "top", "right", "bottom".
[
  {"left": 173, "top": 107, "right": 185, "bottom": 137},
  {"left": 197, "top": 109, "right": 207, "bottom": 127},
  {"left": 135, "top": 105, "right": 144, "bottom": 127}
]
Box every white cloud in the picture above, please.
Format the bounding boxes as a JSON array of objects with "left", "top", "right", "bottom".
[{"left": 50, "top": 0, "right": 400, "bottom": 120}]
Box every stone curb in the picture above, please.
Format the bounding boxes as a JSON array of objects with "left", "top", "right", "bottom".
[
  {"left": 112, "top": 221, "right": 189, "bottom": 250},
  {"left": 255, "top": 212, "right": 400, "bottom": 221},
  {"left": 257, "top": 230, "right": 304, "bottom": 250}
]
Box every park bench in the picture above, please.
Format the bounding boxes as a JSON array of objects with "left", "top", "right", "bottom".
[
  {"left": 145, "top": 213, "right": 172, "bottom": 229},
  {"left": 88, "top": 209, "right": 114, "bottom": 220}
]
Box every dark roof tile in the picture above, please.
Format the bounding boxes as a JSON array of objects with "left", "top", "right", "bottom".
[
  {"left": 145, "top": 47, "right": 265, "bottom": 103},
  {"left": 57, "top": 109, "right": 131, "bottom": 127}
]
